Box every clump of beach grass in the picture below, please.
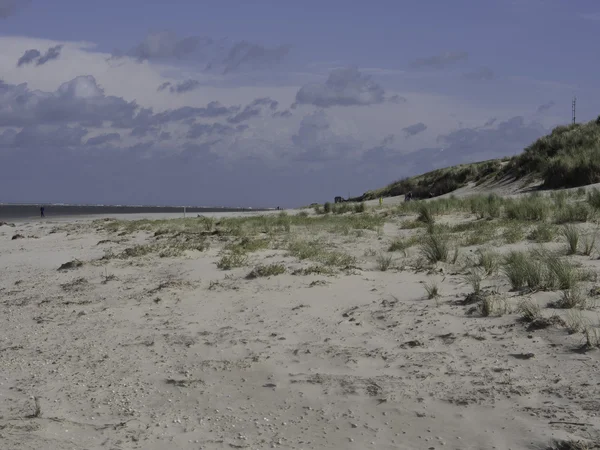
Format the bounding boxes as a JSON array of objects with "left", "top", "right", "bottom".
[
  {"left": 419, "top": 233, "right": 449, "bottom": 264},
  {"left": 562, "top": 224, "right": 580, "bottom": 255},
  {"left": 217, "top": 252, "right": 248, "bottom": 270},
  {"left": 376, "top": 254, "right": 394, "bottom": 271},
  {"left": 476, "top": 248, "right": 499, "bottom": 275},
  {"left": 246, "top": 263, "right": 286, "bottom": 279},
  {"left": 424, "top": 280, "right": 440, "bottom": 299}
]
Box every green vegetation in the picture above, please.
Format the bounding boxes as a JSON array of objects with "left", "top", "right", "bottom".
[
  {"left": 349, "top": 119, "right": 600, "bottom": 203},
  {"left": 246, "top": 263, "right": 286, "bottom": 279},
  {"left": 419, "top": 233, "right": 449, "bottom": 264}
]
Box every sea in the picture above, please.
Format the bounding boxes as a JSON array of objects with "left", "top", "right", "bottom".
[{"left": 0, "top": 203, "right": 267, "bottom": 221}]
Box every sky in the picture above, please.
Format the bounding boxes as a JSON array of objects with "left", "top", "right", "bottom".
[{"left": 1, "top": 0, "right": 599, "bottom": 207}]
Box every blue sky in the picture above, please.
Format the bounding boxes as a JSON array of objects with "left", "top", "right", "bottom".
[{"left": 1, "top": 0, "right": 599, "bottom": 207}]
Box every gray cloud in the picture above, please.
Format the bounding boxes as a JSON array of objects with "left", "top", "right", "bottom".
[
  {"left": 221, "top": 41, "right": 291, "bottom": 74},
  {"left": 17, "top": 45, "right": 62, "bottom": 67},
  {"left": 381, "top": 134, "right": 395, "bottom": 146},
  {"left": 536, "top": 101, "right": 555, "bottom": 114},
  {"left": 402, "top": 123, "right": 427, "bottom": 137},
  {"left": 13, "top": 125, "right": 88, "bottom": 148},
  {"left": 227, "top": 97, "right": 278, "bottom": 124},
  {"left": 187, "top": 122, "right": 235, "bottom": 139},
  {"left": 294, "top": 67, "right": 386, "bottom": 108},
  {"left": 158, "top": 79, "right": 201, "bottom": 94},
  {"left": 388, "top": 94, "right": 407, "bottom": 104},
  {"left": 150, "top": 102, "right": 239, "bottom": 125},
  {"left": 37, "top": 45, "right": 63, "bottom": 65},
  {"left": 463, "top": 67, "right": 494, "bottom": 81},
  {"left": 0, "top": 0, "right": 28, "bottom": 18},
  {"left": 483, "top": 118, "right": 497, "bottom": 127},
  {"left": 0, "top": 76, "right": 139, "bottom": 128},
  {"left": 86, "top": 133, "right": 121, "bottom": 146},
  {"left": 433, "top": 116, "right": 547, "bottom": 166},
  {"left": 17, "top": 49, "right": 41, "bottom": 66},
  {"left": 411, "top": 51, "right": 468, "bottom": 69},
  {"left": 273, "top": 109, "right": 292, "bottom": 118},
  {"left": 117, "top": 31, "right": 290, "bottom": 74},
  {"left": 291, "top": 110, "right": 360, "bottom": 162}
]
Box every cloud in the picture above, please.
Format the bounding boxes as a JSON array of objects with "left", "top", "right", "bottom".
[
  {"left": 463, "top": 67, "right": 495, "bottom": 81},
  {"left": 227, "top": 97, "right": 279, "bottom": 124},
  {"left": 294, "top": 67, "right": 386, "bottom": 108},
  {"left": 0, "top": 75, "right": 139, "bottom": 128},
  {"left": 221, "top": 41, "right": 291, "bottom": 74},
  {"left": 273, "top": 109, "right": 292, "bottom": 118},
  {"left": 17, "top": 45, "right": 62, "bottom": 67},
  {"left": 402, "top": 123, "right": 427, "bottom": 137},
  {"left": 410, "top": 51, "right": 468, "bottom": 69},
  {"left": 116, "top": 31, "right": 290, "bottom": 74},
  {"left": 536, "top": 101, "right": 555, "bottom": 114},
  {"left": 37, "top": 45, "right": 63, "bottom": 66},
  {"left": 433, "top": 116, "right": 547, "bottom": 165},
  {"left": 187, "top": 122, "right": 235, "bottom": 139},
  {"left": 0, "top": 0, "right": 28, "bottom": 18},
  {"left": 17, "top": 49, "right": 41, "bottom": 66},
  {"left": 158, "top": 79, "right": 201, "bottom": 94},
  {"left": 12, "top": 125, "right": 88, "bottom": 148},
  {"left": 291, "top": 110, "right": 360, "bottom": 162},
  {"left": 86, "top": 133, "right": 121, "bottom": 146},
  {"left": 381, "top": 134, "right": 395, "bottom": 146},
  {"left": 388, "top": 94, "right": 407, "bottom": 104}
]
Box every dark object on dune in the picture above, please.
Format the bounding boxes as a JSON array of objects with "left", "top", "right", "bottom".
[
  {"left": 12, "top": 234, "right": 25, "bottom": 240},
  {"left": 404, "top": 192, "right": 413, "bottom": 202},
  {"left": 58, "top": 259, "right": 83, "bottom": 271},
  {"left": 334, "top": 196, "right": 346, "bottom": 203}
]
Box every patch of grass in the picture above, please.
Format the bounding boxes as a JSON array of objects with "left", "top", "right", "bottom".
[
  {"left": 583, "top": 326, "right": 600, "bottom": 349},
  {"left": 388, "top": 235, "right": 419, "bottom": 254},
  {"left": 502, "top": 251, "right": 546, "bottom": 291},
  {"left": 504, "top": 196, "right": 550, "bottom": 222},
  {"left": 463, "top": 227, "right": 497, "bottom": 246},
  {"left": 287, "top": 240, "right": 355, "bottom": 267},
  {"left": 528, "top": 223, "right": 557, "bottom": 243},
  {"left": 517, "top": 299, "right": 542, "bottom": 323},
  {"left": 583, "top": 233, "right": 596, "bottom": 256},
  {"left": 419, "top": 233, "right": 449, "bottom": 264},
  {"left": 501, "top": 223, "right": 525, "bottom": 244},
  {"left": 417, "top": 203, "right": 435, "bottom": 229},
  {"left": 293, "top": 265, "right": 336, "bottom": 276},
  {"left": 226, "top": 237, "right": 270, "bottom": 254},
  {"left": 479, "top": 295, "right": 508, "bottom": 317},
  {"left": 424, "top": 280, "right": 440, "bottom": 299},
  {"left": 564, "top": 309, "right": 587, "bottom": 334},
  {"left": 376, "top": 254, "right": 394, "bottom": 271},
  {"left": 555, "top": 203, "right": 591, "bottom": 224},
  {"left": 587, "top": 188, "right": 600, "bottom": 209},
  {"left": 465, "top": 268, "right": 483, "bottom": 294},
  {"left": 562, "top": 224, "right": 580, "bottom": 255},
  {"left": 552, "top": 287, "right": 587, "bottom": 309},
  {"left": 217, "top": 252, "right": 248, "bottom": 270},
  {"left": 545, "top": 254, "right": 580, "bottom": 290},
  {"left": 246, "top": 263, "right": 286, "bottom": 279},
  {"left": 476, "top": 248, "right": 499, "bottom": 275}
]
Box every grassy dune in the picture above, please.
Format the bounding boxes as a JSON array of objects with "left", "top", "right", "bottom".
[{"left": 351, "top": 118, "right": 600, "bottom": 202}]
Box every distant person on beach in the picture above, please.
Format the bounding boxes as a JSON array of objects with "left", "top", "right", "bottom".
[{"left": 40, "top": 206, "right": 45, "bottom": 218}]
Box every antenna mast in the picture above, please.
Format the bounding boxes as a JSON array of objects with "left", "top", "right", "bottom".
[{"left": 572, "top": 96, "right": 576, "bottom": 125}]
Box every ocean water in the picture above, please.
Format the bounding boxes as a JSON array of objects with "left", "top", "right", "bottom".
[{"left": 0, "top": 204, "right": 262, "bottom": 221}]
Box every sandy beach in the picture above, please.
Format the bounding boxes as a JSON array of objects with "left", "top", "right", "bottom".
[{"left": 1, "top": 194, "right": 600, "bottom": 450}]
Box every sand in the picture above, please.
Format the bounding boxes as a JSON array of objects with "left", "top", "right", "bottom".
[{"left": 1, "top": 205, "right": 599, "bottom": 450}]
